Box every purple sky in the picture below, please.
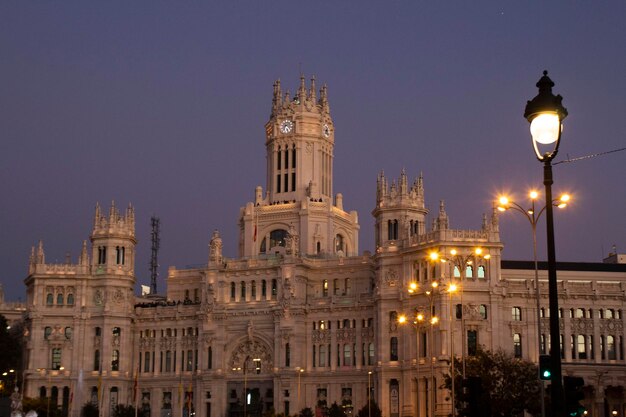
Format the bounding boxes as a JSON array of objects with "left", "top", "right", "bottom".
[{"left": 1, "top": 2, "right": 625, "bottom": 301}]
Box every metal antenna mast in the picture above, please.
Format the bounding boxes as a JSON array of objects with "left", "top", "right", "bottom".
[{"left": 150, "top": 216, "right": 160, "bottom": 295}]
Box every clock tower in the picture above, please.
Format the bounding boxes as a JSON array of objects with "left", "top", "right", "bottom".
[{"left": 238, "top": 76, "right": 359, "bottom": 258}]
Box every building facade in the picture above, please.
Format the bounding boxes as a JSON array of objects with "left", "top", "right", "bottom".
[{"left": 20, "top": 77, "right": 626, "bottom": 417}]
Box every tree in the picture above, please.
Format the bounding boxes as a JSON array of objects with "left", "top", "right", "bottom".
[
  {"left": 81, "top": 402, "right": 99, "bottom": 417},
  {"left": 327, "top": 402, "right": 346, "bottom": 417},
  {"left": 299, "top": 407, "right": 314, "bottom": 417},
  {"left": 113, "top": 404, "right": 137, "bottom": 417},
  {"left": 0, "top": 314, "right": 23, "bottom": 393},
  {"left": 355, "top": 400, "right": 382, "bottom": 417},
  {"left": 444, "top": 347, "right": 541, "bottom": 417}
]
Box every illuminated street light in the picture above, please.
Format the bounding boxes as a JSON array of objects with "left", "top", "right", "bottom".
[
  {"left": 524, "top": 70, "right": 568, "bottom": 417},
  {"left": 497, "top": 190, "right": 571, "bottom": 417}
]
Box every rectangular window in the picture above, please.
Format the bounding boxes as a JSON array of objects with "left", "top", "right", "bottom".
[
  {"left": 322, "top": 280, "right": 328, "bottom": 297},
  {"left": 277, "top": 152, "right": 281, "bottom": 170},
  {"left": 284, "top": 174, "right": 288, "bottom": 193},
  {"left": 291, "top": 173, "right": 296, "bottom": 192},
  {"left": 513, "top": 334, "right": 522, "bottom": 358},
  {"left": 292, "top": 148, "right": 296, "bottom": 168},
  {"left": 390, "top": 337, "right": 398, "bottom": 361},
  {"left": 578, "top": 335, "right": 587, "bottom": 359},
  {"left": 166, "top": 351, "right": 172, "bottom": 372},
  {"left": 467, "top": 331, "right": 478, "bottom": 356},
  {"left": 276, "top": 175, "right": 281, "bottom": 193},
  {"left": 312, "top": 345, "right": 316, "bottom": 368},
  {"left": 512, "top": 307, "right": 522, "bottom": 321},
  {"left": 52, "top": 348, "right": 62, "bottom": 370},
  {"left": 284, "top": 149, "right": 288, "bottom": 168},
  {"left": 144, "top": 352, "right": 150, "bottom": 372}
]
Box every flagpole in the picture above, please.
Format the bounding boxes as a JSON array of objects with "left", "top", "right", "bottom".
[{"left": 134, "top": 367, "right": 139, "bottom": 417}]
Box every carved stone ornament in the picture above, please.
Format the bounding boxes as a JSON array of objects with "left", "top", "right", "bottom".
[
  {"left": 384, "top": 269, "right": 398, "bottom": 287},
  {"left": 228, "top": 340, "right": 272, "bottom": 374},
  {"left": 305, "top": 142, "right": 313, "bottom": 154},
  {"left": 94, "top": 289, "right": 103, "bottom": 306},
  {"left": 113, "top": 289, "right": 124, "bottom": 304}
]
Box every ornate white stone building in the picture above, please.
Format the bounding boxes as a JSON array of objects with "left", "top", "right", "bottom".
[{"left": 20, "top": 77, "right": 626, "bottom": 417}]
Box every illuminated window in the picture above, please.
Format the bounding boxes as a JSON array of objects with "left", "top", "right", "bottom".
[
  {"left": 477, "top": 265, "right": 486, "bottom": 279},
  {"left": 465, "top": 265, "right": 473, "bottom": 278},
  {"left": 577, "top": 335, "right": 587, "bottom": 359},
  {"left": 512, "top": 307, "right": 522, "bottom": 321},
  {"left": 513, "top": 334, "right": 522, "bottom": 358}
]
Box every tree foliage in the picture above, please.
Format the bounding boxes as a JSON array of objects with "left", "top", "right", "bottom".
[
  {"left": 81, "top": 402, "right": 99, "bottom": 417},
  {"left": 0, "top": 314, "right": 23, "bottom": 391},
  {"left": 327, "top": 402, "right": 346, "bottom": 417},
  {"left": 299, "top": 407, "right": 314, "bottom": 417},
  {"left": 355, "top": 400, "right": 382, "bottom": 417},
  {"left": 444, "top": 347, "right": 541, "bottom": 417},
  {"left": 112, "top": 404, "right": 136, "bottom": 417}
]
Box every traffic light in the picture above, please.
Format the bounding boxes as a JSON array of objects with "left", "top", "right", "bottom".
[
  {"left": 539, "top": 354, "right": 552, "bottom": 380},
  {"left": 564, "top": 376, "right": 585, "bottom": 417}
]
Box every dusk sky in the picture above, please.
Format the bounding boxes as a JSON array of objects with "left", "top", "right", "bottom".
[{"left": 1, "top": 2, "right": 625, "bottom": 301}]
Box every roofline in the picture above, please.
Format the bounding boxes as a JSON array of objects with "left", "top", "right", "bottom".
[{"left": 502, "top": 260, "right": 626, "bottom": 273}]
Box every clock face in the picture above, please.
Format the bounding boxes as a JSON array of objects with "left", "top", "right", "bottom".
[
  {"left": 323, "top": 124, "right": 330, "bottom": 137},
  {"left": 280, "top": 120, "right": 294, "bottom": 134}
]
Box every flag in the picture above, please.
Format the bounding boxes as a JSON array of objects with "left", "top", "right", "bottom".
[{"left": 186, "top": 381, "right": 193, "bottom": 414}]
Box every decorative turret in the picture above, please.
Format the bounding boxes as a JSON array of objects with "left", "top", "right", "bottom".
[
  {"left": 90, "top": 201, "right": 136, "bottom": 273},
  {"left": 433, "top": 200, "right": 449, "bottom": 231},
  {"left": 373, "top": 170, "right": 428, "bottom": 249}
]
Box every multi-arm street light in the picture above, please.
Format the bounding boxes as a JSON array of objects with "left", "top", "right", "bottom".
[
  {"left": 524, "top": 70, "right": 568, "bottom": 417},
  {"left": 497, "top": 191, "right": 571, "bottom": 417},
  {"left": 400, "top": 281, "right": 440, "bottom": 417}
]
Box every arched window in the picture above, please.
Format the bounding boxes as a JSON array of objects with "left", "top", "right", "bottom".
[
  {"left": 64, "top": 327, "right": 72, "bottom": 339},
  {"left": 230, "top": 282, "right": 236, "bottom": 300},
  {"left": 343, "top": 319, "right": 350, "bottom": 329},
  {"left": 465, "top": 265, "right": 473, "bottom": 278},
  {"left": 98, "top": 246, "right": 107, "bottom": 264},
  {"left": 606, "top": 309, "right": 615, "bottom": 319},
  {"left": 453, "top": 266, "right": 461, "bottom": 278},
  {"left": 241, "top": 281, "right": 246, "bottom": 299},
  {"left": 479, "top": 305, "right": 488, "bottom": 320},
  {"left": 577, "top": 335, "right": 587, "bottom": 359},
  {"left": 40, "top": 386, "right": 47, "bottom": 398},
  {"left": 335, "top": 234, "right": 344, "bottom": 253},
  {"left": 368, "top": 343, "right": 375, "bottom": 365},
  {"left": 44, "top": 326, "right": 52, "bottom": 340},
  {"left": 115, "top": 246, "right": 125, "bottom": 265},
  {"left": 576, "top": 308, "right": 585, "bottom": 318},
  {"left": 271, "top": 279, "right": 277, "bottom": 298},
  {"left": 46, "top": 293, "right": 54, "bottom": 305},
  {"left": 390, "top": 337, "right": 398, "bottom": 361},
  {"left": 512, "top": 307, "right": 522, "bottom": 321},
  {"left": 67, "top": 294, "right": 74, "bottom": 305},
  {"left": 269, "top": 229, "right": 288, "bottom": 248},
  {"left": 316, "top": 241, "right": 321, "bottom": 254},
  {"left": 57, "top": 293, "right": 64, "bottom": 305},
  {"left": 477, "top": 265, "right": 486, "bottom": 279},
  {"left": 607, "top": 335, "right": 616, "bottom": 360}
]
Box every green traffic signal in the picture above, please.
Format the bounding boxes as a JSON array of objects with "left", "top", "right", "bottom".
[{"left": 539, "top": 355, "right": 551, "bottom": 381}]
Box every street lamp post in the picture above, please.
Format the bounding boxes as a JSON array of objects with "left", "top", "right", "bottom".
[
  {"left": 524, "top": 70, "right": 568, "bottom": 417},
  {"left": 368, "top": 371, "right": 372, "bottom": 417},
  {"left": 497, "top": 191, "right": 570, "bottom": 417},
  {"left": 297, "top": 368, "right": 304, "bottom": 409}
]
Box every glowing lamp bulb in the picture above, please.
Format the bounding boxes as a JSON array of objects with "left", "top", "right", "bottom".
[{"left": 530, "top": 113, "right": 561, "bottom": 145}]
